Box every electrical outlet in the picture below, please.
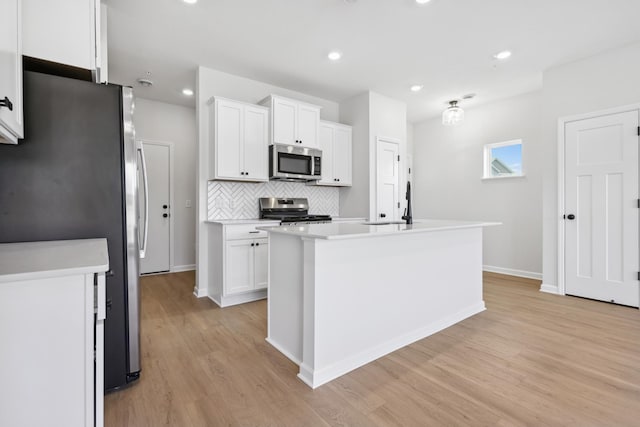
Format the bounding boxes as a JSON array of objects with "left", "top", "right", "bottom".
[
  {"left": 229, "top": 199, "right": 235, "bottom": 209},
  {"left": 215, "top": 198, "right": 222, "bottom": 208},
  {"left": 185, "top": 200, "right": 192, "bottom": 208}
]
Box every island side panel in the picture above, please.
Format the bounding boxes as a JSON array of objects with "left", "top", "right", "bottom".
[
  {"left": 300, "top": 226, "right": 485, "bottom": 388},
  {"left": 266, "top": 232, "right": 304, "bottom": 364}
]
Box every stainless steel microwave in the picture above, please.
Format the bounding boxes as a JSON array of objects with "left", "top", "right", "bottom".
[{"left": 269, "top": 144, "right": 322, "bottom": 181}]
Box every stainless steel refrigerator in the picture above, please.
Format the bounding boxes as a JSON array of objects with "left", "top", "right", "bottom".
[{"left": 0, "top": 71, "right": 148, "bottom": 391}]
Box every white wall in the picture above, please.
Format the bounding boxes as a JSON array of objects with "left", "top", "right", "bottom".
[
  {"left": 134, "top": 98, "right": 197, "bottom": 270},
  {"left": 369, "top": 92, "right": 408, "bottom": 220},
  {"left": 541, "top": 42, "right": 640, "bottom": 291},
  {"left": 196, "top": 66, "right": 342, "bottom": 296},
  {"left": 338, "top": 91, "right": 408, "bottom": 220},
  {"left": 412, "top": 91, "right": 543, "bottom": 277},
  {"left": 339, "top": 92, "right": 370, "bottom": 218},
  {"left": 133, "top": 98, "right": 196, "bottom": 270}
]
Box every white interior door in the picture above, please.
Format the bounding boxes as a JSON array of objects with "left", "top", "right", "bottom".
[
  {"left": 376, "top": 139, "right": 400, "bottom": 221},
  {"left": 564, "top": 110, "right": 639, "bottom": 307},
  {"left": 140, "top": 142, "right": 171, "bottom": 274}
]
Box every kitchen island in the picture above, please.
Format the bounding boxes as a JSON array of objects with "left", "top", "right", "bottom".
[{"left": 258, "top": 220, "right": 498, "bottom": 388}]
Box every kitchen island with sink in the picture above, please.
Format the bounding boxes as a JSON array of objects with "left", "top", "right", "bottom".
[{"left": 258, "top": 219, "right": 498, "bottom": 388}]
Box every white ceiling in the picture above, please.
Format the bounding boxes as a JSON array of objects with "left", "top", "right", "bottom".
[{"left": 104, "top": 0, "right": 640, "bottom": 123}]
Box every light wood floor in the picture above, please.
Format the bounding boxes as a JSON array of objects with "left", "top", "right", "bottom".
[{"left": 105, "top": 272, "right": 640, "bottom": 426}]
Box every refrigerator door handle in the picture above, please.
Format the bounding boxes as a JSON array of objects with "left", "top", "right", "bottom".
[{"left": 137, "top": 143, "right": 149, "bottom": 259}]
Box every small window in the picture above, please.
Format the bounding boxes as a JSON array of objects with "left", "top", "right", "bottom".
[{"left": 483, "top": 139, "right": 524, "bottom": 179}]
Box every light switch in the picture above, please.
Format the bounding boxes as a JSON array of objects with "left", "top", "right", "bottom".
[{"left": 186, "top": 200, "right": 192, "bottom": 208}]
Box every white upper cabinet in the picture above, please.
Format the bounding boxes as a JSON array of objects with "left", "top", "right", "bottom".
[
  {"left": 209, "top": 97, "right": 269, "bottom": 182},
  {"left": 0, "top": 0, "right": 24, "bottom": 144},
  {"left": 315, "top": 121, "right": 352, "bottom": 187},
  {"left": 22, "top": 0, "right": 107, "bottom": 82},
  {"left": 260, "top": 95, "right": 321, "bottom": 149}
]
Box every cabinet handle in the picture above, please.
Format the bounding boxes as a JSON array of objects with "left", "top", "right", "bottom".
[
  {"left": 256, "top": 243, "right": 260, "bottom": 246},
  {"left": 249, "top": 231, "right": 259, "bottom": 234},
  {"left": 251, "top": 243, "right": 255, "bottom": 247},
  {"left": 163, "top": 213, "right": 168, "bottom": 218},
  {"left": 0, "top": 96, "right": 13, "bottom": 111}
]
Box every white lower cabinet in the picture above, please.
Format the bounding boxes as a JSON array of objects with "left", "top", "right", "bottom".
[
  {"left": 208, "top": 221, "right": 276, "bottom": 307},
  {"left": 0, "top": 239, "right": 108, "bottom": 427},
  {"left": 225, "top": 238, "right": 268, "bottom": 294}
]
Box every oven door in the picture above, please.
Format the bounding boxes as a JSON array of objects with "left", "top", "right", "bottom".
[{"left": 270, "top": 145, "right": 321, "bottom": 180}]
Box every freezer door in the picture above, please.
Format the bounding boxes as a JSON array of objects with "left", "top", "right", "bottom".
[{"left": 122, "top": 86, "right": 141, "bottom": 377}]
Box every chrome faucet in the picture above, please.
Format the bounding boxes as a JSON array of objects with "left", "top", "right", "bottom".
[{"left": 402, "top": 181, "right": 413, "bottom": 225}]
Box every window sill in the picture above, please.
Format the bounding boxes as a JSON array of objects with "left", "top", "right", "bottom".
[{"left": 481, "top": 174, "right": 526, "bottom": 181}]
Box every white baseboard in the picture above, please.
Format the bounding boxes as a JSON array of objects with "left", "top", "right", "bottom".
[
  {"left": 483, "top": 265, "right": 542, "bottom": 280},
  {"left": 208, "top": 289, "right": 267, "bottom": 308},
  {"left": 297, "top": 301, "right": 486, "bottom": 389},
  {"left": 171, "top": 264, "right": 195, "bottom": 273},
  {"left": 265, "top": 337, "right": 302, "bottom": 365},
  {"left": 540, "top": 283, "right": 561, "bottom": 295},
  {"left": 193, "top": 286, "right": 208, "bottom": 298}
]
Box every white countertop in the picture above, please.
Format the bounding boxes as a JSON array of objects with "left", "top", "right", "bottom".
[
  {"left": 205, "top": 219, "right": 281, "bottom": 225},
  {"left": 0, "top": 239, "right": 110, "bottom": 283},
  {"left": 257, "top": 219, "right": 500, "bottom": 240}
]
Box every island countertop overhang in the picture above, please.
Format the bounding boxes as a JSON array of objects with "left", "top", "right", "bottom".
[{"left": 257, "top": 219, "right": 500, "bottom": 240}]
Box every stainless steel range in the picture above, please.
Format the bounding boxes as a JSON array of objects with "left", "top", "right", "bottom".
[{"left": 259, "top": 198, "right": 332, "bottom": 225}]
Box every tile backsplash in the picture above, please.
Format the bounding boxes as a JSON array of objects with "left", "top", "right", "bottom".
[{"left": 207, "top": 181, "right": 339, "bottom": 220}]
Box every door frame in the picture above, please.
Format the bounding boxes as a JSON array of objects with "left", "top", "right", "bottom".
[
  {"left": 138, "top": 139, "right": 175, "bottom": 273},
  {"left": 373, "top": 136, "right": 402, "bottom": 221},
  {"left": 556, "top": 102, "right": 640, "bottom": 296}
]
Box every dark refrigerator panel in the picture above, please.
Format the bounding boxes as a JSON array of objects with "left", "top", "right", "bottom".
[{"left": 0, "top": 71, "right": 138, "bottom": 391}]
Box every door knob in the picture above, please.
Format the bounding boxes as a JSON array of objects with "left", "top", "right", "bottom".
[
  {"left": 380, "top": 213, "right": 386, "bottom": 218},
  {"left": 163, "top": 205, "right": 168, "bottom": 209},
  {"left": 163, "top": 213, "right": 168, "bottom": 218},
  {"left": 566, "top": 214, "right": 576, "bottom": 220}
]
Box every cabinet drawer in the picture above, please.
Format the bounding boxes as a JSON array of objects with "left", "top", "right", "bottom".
[{"left": 225, "top": 224, "right": 272, "bottom": 240}]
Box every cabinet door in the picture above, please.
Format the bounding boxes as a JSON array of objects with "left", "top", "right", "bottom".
[
  {"left": 215, "top": 99, "right": 243, "bottom": 179},
  {"left": 225, "top": 240, "right": 254, "bottom": 294},
  {"left": 22, "top": 0, "right": 96, "bottom": 71},
  {"left": 0, "top": 0, "right": 23, "bottom": 144},
  {"left": 297, "top": 104, "right": 320, "bottom": 149},
  {"left": 333, "top": 126, "right": 352, "bottom": 186},
  {"left": 242, "top": 105, "right": 268, "bottom": 181},
  {"left": 272, "top": 97, "right": 297, "bottom": 145},
  {"left": 318, "top": 123, "right": 334, "bottom": 185},
  {"left": 253, "top": 238, "right": 268, "bottom": 290}
]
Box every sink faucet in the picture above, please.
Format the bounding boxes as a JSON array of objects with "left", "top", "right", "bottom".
[{"left": 402, "top": 181, "right": 413, "bottom": 225}]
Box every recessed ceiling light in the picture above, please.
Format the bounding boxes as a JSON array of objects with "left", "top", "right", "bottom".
[
  {"left": 183, "top": 0, "right": 197, "bottom": 4},
  {"left": 416, "top": 0, "right": 432, "bottom": 4},
  {"left": 328, "top": 51, "right": 342, "bottom": 61},
  {"left": 182, "top": 88, "right": 194, "bottom": 96},
  {"left": 410, "top": 85, "right": 423, "bottom": 92},
  {"left": 493, "top": 50, "right": 512, "bottom": 60}
]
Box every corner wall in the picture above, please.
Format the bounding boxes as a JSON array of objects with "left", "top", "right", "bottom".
[
  {"left": 541, "top": 42, "right": 640, "bottom": 291},
  {"left": 412, "top": 91, "right": 543, "bottom": 277},
  {"left": 196, "top": 67, "right": 342, "bottom": 296},
  {"left": 133, "top": 98, "right": 197, "bottom": 271}
]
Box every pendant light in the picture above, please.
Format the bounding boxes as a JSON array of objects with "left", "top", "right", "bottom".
[{"left": 442, "top": 100, "right": 464, "bottom": 126}]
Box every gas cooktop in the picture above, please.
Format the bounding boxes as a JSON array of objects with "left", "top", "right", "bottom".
[{"left": 259, "top": 198, "right": 332, "bottom": 224}]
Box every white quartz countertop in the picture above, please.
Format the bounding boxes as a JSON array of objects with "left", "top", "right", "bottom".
[
  {"left": 0, "top": 239, "right": 110, "bottom": 283},
  {"left": 257, "top": 219, "right": 500, "bottom": 240},
  {"left": 205, "top": 219, "right": 281, "bottom": 225}
]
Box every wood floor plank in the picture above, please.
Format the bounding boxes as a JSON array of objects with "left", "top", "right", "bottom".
[{"left": 105, "top": 271, "right": 640, "bottom": 426}]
